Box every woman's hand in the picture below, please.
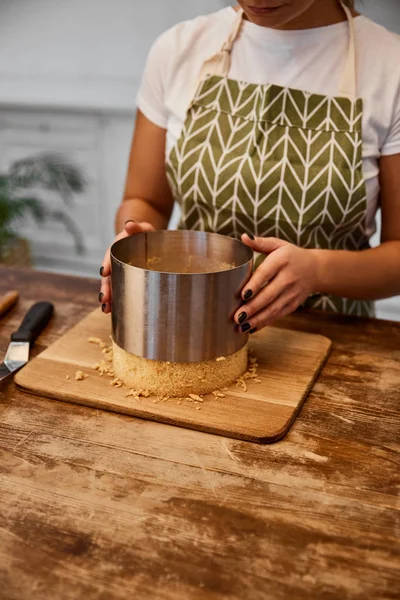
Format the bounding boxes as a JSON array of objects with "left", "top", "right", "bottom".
[
  {"left": 99, "top": 220, "right": 155, "bottom": 314},
  {"left": 234, "top": 234, "right": 320, "bottom": 333}
]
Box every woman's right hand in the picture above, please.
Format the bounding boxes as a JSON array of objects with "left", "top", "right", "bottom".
[{"left": 99, "top": 220, "right": 155, "bottom": 314}]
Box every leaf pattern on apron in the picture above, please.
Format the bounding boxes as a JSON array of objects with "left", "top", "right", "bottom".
[{"left": 166, "top": 4, "right": 374, "bottom": 318}]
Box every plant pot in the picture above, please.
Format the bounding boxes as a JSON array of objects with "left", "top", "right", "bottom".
[{"left": 0, "top": 237, "right": 32, "bottom": 267}]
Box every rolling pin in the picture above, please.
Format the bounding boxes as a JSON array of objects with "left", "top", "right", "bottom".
[{"left": 0, "top": 291, "right": 19, "bottom": 318}]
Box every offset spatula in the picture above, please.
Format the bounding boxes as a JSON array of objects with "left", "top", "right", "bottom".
[{"left": 0, "top": 301, "right": 54, "bottom": 383}]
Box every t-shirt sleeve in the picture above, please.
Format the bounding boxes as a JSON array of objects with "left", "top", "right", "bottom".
[
  {"left": 136, "top": 31, "right": 170, "bottom": 129},
  {"left": 381, "top": 81, "right": 400, "bottom": 156}
]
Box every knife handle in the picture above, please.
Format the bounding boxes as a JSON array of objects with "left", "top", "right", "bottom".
[
  {"left": 11, "top": 302, "right": 54, "bottom": 345},
  {"left": 0, "top": 291, "right": 19, "bottom": 318}
]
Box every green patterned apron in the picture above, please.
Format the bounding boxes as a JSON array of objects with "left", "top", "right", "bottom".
[{"left": 166, "top": 2, "right": 374, "bottom": 317}]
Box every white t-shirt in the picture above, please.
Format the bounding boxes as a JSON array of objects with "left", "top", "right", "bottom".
[{"left": 137, "top": 7, "right": 400, "bottom": 238}]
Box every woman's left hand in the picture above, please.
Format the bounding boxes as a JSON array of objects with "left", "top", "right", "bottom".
[{"left": 235, "top": 234, "right": 320, "bottom": 333}]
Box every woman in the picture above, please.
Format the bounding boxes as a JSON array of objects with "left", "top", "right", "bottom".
[{"left": 100, "top": 0, "right": 400, "bottom": 334}]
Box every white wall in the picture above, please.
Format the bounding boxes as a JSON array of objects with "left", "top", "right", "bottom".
[
  {"left": 0, "top": 0, "right": 228, "bottom": 275},
  {"left": 0, "top": 0, "right": 400, "bottom": 320},
  {"left": 0, "top": 0, "right": 228, "bottom": 110},
  {"left": 356, "top": 0, "right": 400, "bottom": 30}
]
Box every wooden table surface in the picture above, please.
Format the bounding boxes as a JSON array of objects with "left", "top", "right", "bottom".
[{"left": 0, "top": 266, "right": 399, "bottom": 600}]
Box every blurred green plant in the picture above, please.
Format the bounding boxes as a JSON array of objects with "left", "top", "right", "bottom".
[{"left": 0, "top": 152, "right": 88, "bottom": 255}]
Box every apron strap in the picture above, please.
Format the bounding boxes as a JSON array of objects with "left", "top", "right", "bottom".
[
  {"left": 338, "top": 2, "right": 357, "bottom": 98},
  {"left": 196, "top": 7, "right": 244, "bottom": 82},
  {"left": 194, "top": 1, "right": 357, "bottom": 99}
]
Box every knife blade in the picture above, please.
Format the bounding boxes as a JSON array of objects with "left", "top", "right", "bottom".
[{"left": 0, "top": 301, "right": 54, "bottom": 383}]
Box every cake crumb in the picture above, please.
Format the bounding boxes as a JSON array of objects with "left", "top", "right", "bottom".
[
  {"left": 75, "top": 370, "right": 88, "bottom": 381},
  {"left": 189, "top": 394, "right": 203, "bottom": 403},
  {"left": 96, "top": 360, "right": 114, "bottom": 377},
  {"left": 154, "top": 396, "right": 169, "bottom": 404},
  {"left": 65, "top": 375, "right": 70, "bottom": 380},
  {"left": 216, "top": 356, "right": 226, "bottom": 362},
  {"left": 236, "top": 377, "right": 248, "bottom": 392},
  {"left": 101, "top": 345, "right": 113, "bottom": 363},
  {"left": 147, "top": 256, "right": 161, "bottom": 266},
  {"left": 88, "top": 336, "right": 104, "bottom": 345},
  {"left": 196, "top": 407, "right": 201, "bottom": 411}
]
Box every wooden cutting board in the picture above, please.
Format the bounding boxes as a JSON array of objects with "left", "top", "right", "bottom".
[{"left": 15, "top": 309, "right": 331, "bottom": 443}]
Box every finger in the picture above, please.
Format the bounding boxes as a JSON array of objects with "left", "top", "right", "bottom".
[
  {"left": 255, "top": 297, "right": 298, "bottom": 329},
  {"left": 100, "top": 222, "right": 156, "bottom": 277},
  {"left": 124, "top": 220, "right": 155, "bottom": 235},
  {"left": 100, "top": 230, "right": 128, "bottom": 277},
  {"left": 98, "top": 273, "right": 112, "bottom": 316},
  {"left": 100, "top": 276, "right": 112, "bottom": 314},
  {"left": 241, "top": 249, "right": 287, "bottom": 302},
  {"left": 100, "top": 248, "right": 111, "bottom": 279},
  {"left": 241, "top": 234, "right": 287, "bottom": 255},
  {"left": 235, "top": 278, "right": 283, "bottom": 325},
  {"left": 100, "top": 225, "right": 140, "bottom": 277},
  {"left": 101, "top": 301, "right": 112, "bottom": 315},
  {"left": 100, "top": 221, "right": 157, "bottom": 310},
  {"left": 99, "top": 275, "right": 112, "bottom": 305},
  {"left": 235, "top": 268, "right": 291, "bottom": 324},
  {"left": 137, "top": 221, "right": 155, "bottom": 232},
  {"left": 100, "top": 249, "right": 110, "bottom": 278},
  {"left": 239, "top": 294, "right": 298, "bottom": 333}
]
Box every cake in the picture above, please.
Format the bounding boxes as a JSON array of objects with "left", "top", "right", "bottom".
[{"left": 112, "top": 341, "right": 248, "bottom": 397}]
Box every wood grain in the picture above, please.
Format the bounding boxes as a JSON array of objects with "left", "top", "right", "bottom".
[
  {"left": 0, "top": 266, "right": 399, "bottom": 600},
  {"left": 15, "top": 309, "right": 331, "bottom": 443}
]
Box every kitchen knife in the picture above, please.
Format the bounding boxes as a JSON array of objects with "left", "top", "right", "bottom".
[{"left": 0, "top": 301, "right": 54, "bottom": 383}]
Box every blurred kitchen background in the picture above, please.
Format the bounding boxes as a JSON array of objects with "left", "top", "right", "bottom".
[{"left": 0, "top": 0, "right": 399, "bottom": 319}]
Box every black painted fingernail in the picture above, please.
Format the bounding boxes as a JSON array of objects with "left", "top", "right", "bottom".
[
  {"left": 243, "top": 289, "right": 253, "bottom": 301},
  {"left": 241, "top": 323, "right": 251, "bottom": 333},
  {"left": 249, "top": 327, "right": 257, "bottom": 334},
  {"left": 99, "top": 292, "right": 104, "bottom": 302},
  {"left": 102, "top": 303, "right": 106, "bottom": 313},
  {"left": 247, "top": 233, "right": 255, "bottom": 240},
  {"left": 238, "top": 312, "right": 247, "bottom": 324},
  {"left": 100, "top": 266, "right": 104, "bottom": 276},
  {"left": 125, "top": 219, "right": 136, "bottom": 225}
]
